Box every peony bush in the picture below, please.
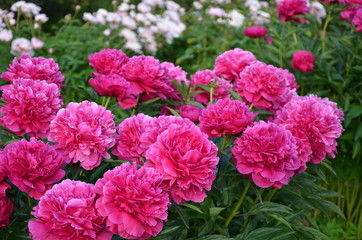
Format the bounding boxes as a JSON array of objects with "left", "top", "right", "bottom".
[{"left": 0, "top": 0, "right": 361, "bottom": 239}]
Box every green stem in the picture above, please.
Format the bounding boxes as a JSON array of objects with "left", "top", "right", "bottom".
[
  {"left": 254, "top": 188, "right": 265, "bottom": 204},
  {"left": 225, "top": 181, "right": 251, "bottom": 227},
  {"left": 321, "top": 8, "right": 332, "bottom": 53},
  {"left": 209, "top": 87, "right": 214, "bottom": 105},
  {"left": 265, "top": 187, "right": 278, "bottom": 202},
  {"left": 220, "top": 135, "right": 227, "bottom": 151},
  {"left": 27, "top": 194, "right": 32, "bottom": 207},
  {"left": 104, "top": 96, "right": 111, "bottom": 109},
  {"left": 16, "top": 9, "right": 21, "bottom": 30}
]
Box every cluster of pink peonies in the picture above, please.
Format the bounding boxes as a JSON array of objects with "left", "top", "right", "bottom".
[
  {"left": 340, "top": 0, "right": 362, "bottom": 31},
  {"left": 88, "top": 49, "right": 189, "bottom": 109}
]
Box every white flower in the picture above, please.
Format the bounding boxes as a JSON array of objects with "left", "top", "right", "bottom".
[
  {"left": 31, "top": 37, "right": 44, "bottom": 49},
  {"left": 11, "top": 1, "right": 26, "bottom": 12},
  {"left": 137, "top": 2, "right": 152, "bottom": 13},
  {"left": 166, "top": 1, "right": 180, "bottom": 11},
  {"left": 121, "top": 15, "right": 137, "bottom": 29},
  {"left": 310, "top": 1, "right": 326, "bottom": 24},
  {"left": 11, "top": 38, "right": 34, "bottom": 57},
  {"left": 103, "top": 29, "right": 111, "bottom": 36},
  {"left": 118, "top": 3, "right": 129, "bottom": 12},
  {"left": 251, "top": 11, "right": 270, "bottom": 24},
  {"left": 0, "top": 29, "right": 13, "bottom": 42},
  {"left": 193, "top": 1, "right": 203, "bottom": 10},
  {"left": 35, "top": 13, "right": 48, "bottom": 23},
  {"left": 228, "top": 10, "right": 245, "bottom": 28},
  {"left": 206, "top": 7, "right": 227, "bottom": 17}
]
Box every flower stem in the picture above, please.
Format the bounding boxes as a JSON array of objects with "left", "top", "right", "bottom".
[
  {"left": 209, "top": 87, "right": 214, "bottom": 105},
  {"left": 321, "top": 7, "right": 332, "bottom": 53},
  {"left": 220, "top": 135, "right": 227, "bottom": 151},
  {"left": 104, "top": 96, "right": 111, "bottom": 109},
  {"left": 225, "top": 181, "right": 251, "bottom": 227},
  {"left": 265, "top": 187, "right": 278, "bottom": 202}
]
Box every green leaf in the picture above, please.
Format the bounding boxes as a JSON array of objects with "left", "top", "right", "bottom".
[
  {"left": 209, "top": 207, "right": 225, "bottom": 217},
  {"left": 352, "top": 140, "right": 361, "bottom": 159},
  {"left": 167, "top": 107, "right": 181, "bottom": 117},
  {"left": 227, "top": 89, "right": 242, "bottom": 101},
  {"left": 186, "top": 101, "right": 206, "bottom": 109},
  {"left": 175, "top": 206, "right": 189, "bottom": 229},
  {"left": 243, "top": 227, "right": 283, "bottom": 240},
  {"left": 182, "top": 203, "right": 204, "bottom": 214},
  {"left": 188, "top": 235, "right": 234, "bottom": 240},
  {"left": 269, "top": 214, "right": 293, "bottom": 230}
]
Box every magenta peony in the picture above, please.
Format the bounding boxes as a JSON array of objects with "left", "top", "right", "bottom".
[
  {"left": 199, "top": 99, "right": 257, "bottom": 138},
  {"left": 0, "top": 138, "right": 65, "bottom": 200},
  {"left": 340, "top": 4, "right": 362, "bottom": 31},
  {"left": 28, "top": 179, "right": 112, "bottom": 240},
  {"left": 161, "top": 61, "right": 189, "bottom": 85},
  {"left": 214, "top": 48, "right": 257, "bottom": 82},
  {"left": 0, "top": 79, "right": 63, "bottom": 138},
  {"left": 0, "top": 55, "right": 65, "bottom": 88},
  {"left": 179, "top": 105, "right": 203, "bottom": 124},
  {"left": 89, "top": 48, "right": 129, "bottom": 74},
  {"left": 232, "top": 121, "right": 300, "bottom": 188},
  {"left": 234, "top": 62, "right": 297, "bottom": 111},
  {"left": 291, "top": 51, "right": 315, "bottom": 73},
  {"left": 48, "top": 101, "right": 116, "bottom": 170},
  {"left": 112, "top": 114, "right": 153, "bottom": 164},
  {"left": 95, "top": 163, "right": 170, "bottom": 239},
  {"left": 0, "top": 195, "right": 13, "bottom": 228},
  {"left": 190, "top": 69, "right": 232, "bottom": 105},
  {"left": 89, "top": 73, "right": 137, "bottom": 109},
  {"left": 243, "top": 26, "right": 268, "bottom": 38},
  {"left": 145, "top": 123, "right": 219, "bottom": 203},
  {"left": 277, "top": 0, "right": 310, "bottom": 22},
  {"left": 122, "top": 55, "right": 172, "bottom": 98},
  {"left": 274, "top": 95, "right": 344, "bottom": 164}
]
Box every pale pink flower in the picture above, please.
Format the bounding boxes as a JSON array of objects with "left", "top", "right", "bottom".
[
  {"left": 0, "top": 138, "right": 65, "bottom": 200},
  {"left": 0, "top": 79, "right": 63, "bottom": 138},
  {"left": 274, "top": 95, "right": 344, "bottom": 164},
  {"left": 48, "top": 101, "right": 116, "bottom": 170},
  {"left": 11, "top": 38, "right": 34, "bottom": 57},
  {"left": 31, "top": 37, "right": 44, "bottom": 49},
  {"left": 95, "top": 163, "right": 170, "bottom": 239},
  {"left": 145, "top": 123, "right": 219, "bottom": 203},
  {"left": 232, "top": 121, "right": 300, "bottom": 188},
  {"left": 0, "top": 55, "right": 65, "bottom": 88},
  {"left": 28, "top": 179, "right": 112, "bottom": 240},
  {"left": 214, "top": 48, "right": 257, "bottom": 82},
  {"left": 199, "top": 99, "right": 256, "bottom": 138}
]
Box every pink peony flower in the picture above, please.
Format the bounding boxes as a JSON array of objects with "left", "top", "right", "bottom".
[
  {"left": 274, "top": 95, "right": 344, "bottom": 164},
  {"left": 95, "top": 163, "right": 170, "bottom": 239},
  {"left": 340, "top": 5, "right": 362, "bottom": 31},
  {"left": 0, "top": 138, "right": 65, "bottom": 200},
  {"left": 232, "top": 121, "right": 300, "bottom": 188},
  {"left": 28, "top": 179, "right": 112, "bottom": 240},
  {"left": 140, "top": 116, "right": 196, "bottom": 153},
  {"left": 277, "top": 0, "right": 310, "bottom": 22},
  {"left": 145, "top": 123, "right": 219, "bottom": 203},
  {"left": 243, "top": 26, "right": 268, "bottom": 38},
  {"left": 112, "top": 114, "right": 153, "bottom": 164},
  {"left": 48, "top": 101, "right": 116, "bottom": 170},
  {"left": 180, "top": 105, "right": 203, "bottom": 124},
  {"left": 234, "top": 62, "right": 297, "bottom": 111},
  {"left": 214, "top": 48, "right": 257, "bottom": 82},
  {"left": 0, "top": 79, "right": 63, "bottom": 138},
  {"left": 161, "top": 61, "right": 189, "bottom": 85},
  {"left": 0, "top": 195, "right": 13, "bottom": 228},
  {"left": 199, "top": 99, "right": 257, "bottom": 138},
  {"left": 0, "top": 55, "right": 65, "bottom": 88},
  {"left": 89, "top": 73, "right": 137, "bottom": 109},
  {"left": 89, "top": 48, "right": 129, "bottom": 74},
  {"left": 122, "top": 55, "right": 173, "bottom": 98},
  {"left": 190, "top": 69, "right": 232, "bottom": 105},
  {"left": 291, "top": 50, "right": 315, "bottom": 73}
]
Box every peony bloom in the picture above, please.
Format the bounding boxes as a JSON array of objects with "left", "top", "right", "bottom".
[
  {"left": 274, "top": 95, "right": 344, "bottom": 164},
  {"left": 190, "top": 69, "right": 232, "bottom": 105},
  {"left": 11, "top": 38, "right": 34, "bottom": 57},
  {"left": 234, "top": 62, "right": 297, "bottom": 111},
  {"left": 112, "top": 114, "right": 153, "bottom": 164},
  {"left": 0, "top": 195, "right": 13, "bottom": 228},
  {"left": 161, "top": 62, "right": 189, "bottom": 85},
  {"left": 179, "top": 105, "right": 203, "bottom": 124},
  {"left": 340, "top": 5, "right": 362, "bottom": 32},
  {"left": 214, "top": 48, "right": 257, "bottom": 82},
  {"left": 122, "top": 55, "right": 173, "bottom": 99},
  {"left": 28, "top": 179, "right": 112, "bottom": 240},
  {"left": 89, "top": 48, "right": 129, "bottom": 74},
  {"left": 95, "top": 163, "right": 170, "bottom": 239},
  {"left": 31, "top": 37, "right": 44, "bottom": 49},
  {"left": 291, "top": 50, "right": 315, "bottom": 73},
  {"left": 48, "top": 101, "right": 116, "bottom": 170},
  {"left": 0, "top": 79, "right": 63, "bottom": 138},
  {"left": 199, "top": 99, "right": 257, "bottom": 138},
  {"left": 243, "top": 26, "right": 268, "bottom": 38},
  {"left": 145, "top": 122, "right": 219, "bottom": 204},
  {"left": 0, "top": 138, "right": 65, "bottom": 200},
  {"left": 0, "top": 29, "right": 13, "bottom": 42},
  {"left": 310, "top": 1, "right": 326, "bottom": 24},
  {"left": 232, "top": 121, "right": 300, "bottom": 188},
  {"left": 89, "top": 73, "right": 137, "bottom": 109},
  {"left": 277, "top": 0, "right": 310, "bottom": 22},
  {"left": 0, "top": 55, "right": 65, "bottom": 88}
]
